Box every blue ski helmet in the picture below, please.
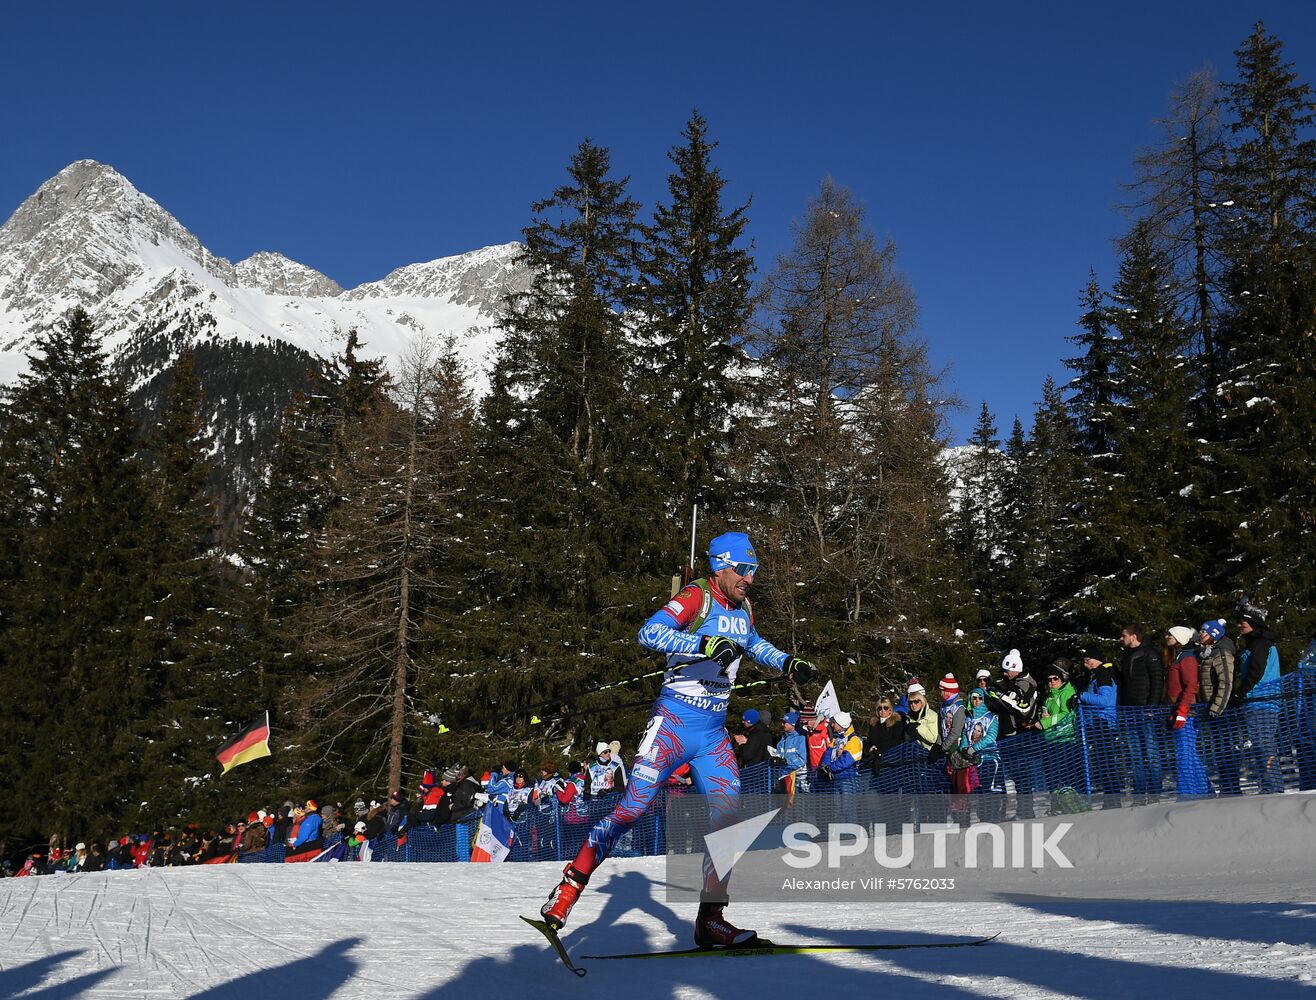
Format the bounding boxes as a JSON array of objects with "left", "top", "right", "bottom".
[{"left": 708, "top": 531, "right": 758, "bottom": 574}]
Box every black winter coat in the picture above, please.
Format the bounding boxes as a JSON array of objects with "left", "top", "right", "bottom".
[
  {"left": 986, "top": 674, "right": 1039, "bottom": 738},
  {"left": 863, "top": 716, "right": 906, "bottom": 771},
  {"left": 1119, "top": 644, "right": 1166, "bottom": 706},
  {"left": 1235, "top": 628, "right": 1280, "bottom": 702},
  {"left": 736, "top": 722, "right": 773, "bottom": 768},
  {"left": 436, "top": 776, "right": 483, "bottom": 825}
]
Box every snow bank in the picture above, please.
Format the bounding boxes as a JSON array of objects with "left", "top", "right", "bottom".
[{"left": 1, "top": 794, "right": 1314, "bottom": 998}]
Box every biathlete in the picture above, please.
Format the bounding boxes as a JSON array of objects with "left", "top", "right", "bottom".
[{"left": 539, "top": 531, "right": 816, "bottom": 947}]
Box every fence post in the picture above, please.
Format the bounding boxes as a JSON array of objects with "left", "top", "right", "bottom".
[
  {"left": 1077, "top": 706, "right": 1093, "bottom": 802},
  {"left": 554, "top": 799, "right": 563, "bottom": 862},
  {"left": 653, "top": 787, "right": 664, "bottom": 858}
]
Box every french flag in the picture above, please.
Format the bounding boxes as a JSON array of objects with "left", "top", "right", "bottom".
[
  {"left": 470, "top": 803, "right": 514, "bottom": 863},
  {"left": 309, "top": 841, "right": 346, "bottom": 863}
]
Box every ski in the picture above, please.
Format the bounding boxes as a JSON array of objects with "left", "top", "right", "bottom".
[
  {"left": 581, "top": 932, "right": 998, "bottom": 960},
  {"left": 521, "top": 915, "right": 588, "bottom": 977}
]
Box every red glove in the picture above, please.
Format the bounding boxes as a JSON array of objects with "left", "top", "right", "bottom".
[{"left": 1172, "top": 713, "right": 1188, "bottom": 730}]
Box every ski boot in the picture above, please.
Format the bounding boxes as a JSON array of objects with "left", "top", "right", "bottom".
[
  {"left": 540, "top": 865, "right": 589, "bottom": 930},
  {"left": 694, "top": 902, "right": 757, "bottom": 948}
]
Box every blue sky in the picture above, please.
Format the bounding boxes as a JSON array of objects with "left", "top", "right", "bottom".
[{"left": 4, "top": 2, "right": 1315, "bottom": 442}]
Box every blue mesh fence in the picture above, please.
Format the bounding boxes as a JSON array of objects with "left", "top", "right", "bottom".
[
  {"left": 231, "top": 666, "right": 1316, "bottom": 864},
  {"left": 236, "top": 842, "right": 285, "bottom": 863}
]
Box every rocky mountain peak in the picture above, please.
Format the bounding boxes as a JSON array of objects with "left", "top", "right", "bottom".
[
  {"left": 233, "top": 251, "right": 343, "bottom": 298},
  {"left": 344, "top": 242, "right": 527, "bottom": 318},
  {"left": 0, "top": 160, "right": 232, "bottom": 320}
]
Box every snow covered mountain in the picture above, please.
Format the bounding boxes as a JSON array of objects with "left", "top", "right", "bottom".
[
  {"left": 0, "top": 160, "right": 529, "bottom": 389},
  {"left": 232, "top": 252, "right": 344, "bottom": 298},
  {"left": 0, "top": 160, "right": 530, "bottom": 508}
]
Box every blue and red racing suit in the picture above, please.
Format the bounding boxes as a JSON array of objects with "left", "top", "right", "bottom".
[{"left": 567, "top": 578, "right": 789, "bottom": 901}]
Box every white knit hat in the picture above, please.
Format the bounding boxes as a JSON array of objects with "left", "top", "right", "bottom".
[
  {"left": 831, "top": 711, "right": 852, "bottom": 729},
  {"left": 1002, "top": 649, "right": 1024, "bottom": 673},
  {"left": 975, "top": 668, "right": 991, "bottom": 680},
  {"left": 1168, "top": 626, "right": 1195, "bottom": 646},
  {"left": 907, "top": 680, "right": 926, "bottom": 696}
]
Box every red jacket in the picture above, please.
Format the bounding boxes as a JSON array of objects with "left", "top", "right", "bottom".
[
  {"left": 1166, "top": 650, "right": 1200, "bottom": 718},
  {"left": 806, "top": 727, "right": 829, "bottom": 770}
]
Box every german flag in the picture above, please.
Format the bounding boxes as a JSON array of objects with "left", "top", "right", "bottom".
[{"left": 215, "top": 712, "right": 271, "bottom": 775}]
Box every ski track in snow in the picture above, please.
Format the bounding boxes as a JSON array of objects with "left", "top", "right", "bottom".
[{"left": 2, "top": 798, "right": 1316, "bottom": 999}]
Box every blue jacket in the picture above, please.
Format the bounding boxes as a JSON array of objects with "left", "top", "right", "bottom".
[
  {"left": 1078, "top": 669, "right": 1118, "bottom": 724},
  {"left": 774, "top": 730, "right": 807, "bottom": 771},
  {"left": 963, "top": 699, "right": 999, "bottom": 759},
  {"left": 292, "top": 812, "right": 323, "bottom": 849},
  {"left": 485, "top": 772, "right": 515, "bottom": 800},
  {"left": 820, "top": 725, "right": 863, "bottom": 776},
  {"left": 637, "top": 578, "right": 788, "bottom": 714},
  {"left": 1239, "top": 632, "right": 1282, "bottom": 713}
]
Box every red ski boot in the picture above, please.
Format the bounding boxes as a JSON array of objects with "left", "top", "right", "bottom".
[
  {"left": 540, "top": 866, "right": 589, "bottom": 930},
  {"left": 694, "top": 903, "right": 758, "bottom": 948}
]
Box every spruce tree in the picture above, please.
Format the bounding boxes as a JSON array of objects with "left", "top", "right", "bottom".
[
  {"left": 135, "top": 350, "right": 232, "bottom": 821},
  {"left": 748, "top": 177, "right": 962, "bottom": 704},
  {"left": 1065, "top": 272, "right": 1120, "bottom": 458},
  {"left": 142, "top": 351, "right": 220, "bottom": 670},
  {"left": 1058, "top": 273, "right": 1126, "bottom": 638},
  {"left": 1211, "top": 22, "right": 1316, "bottom": 643},
  {"left": 634, "top": 111, "right": 754, "bottom": 529},
  {"left": 1079, "top": 223, "right": 1198, "bottom": 633},
  {"left": 0, "top": 308, "right": 158, "bottom": 841},
  {"left": 951, "top": 403, "right": 1010, "bottom": 633},
  {"left": 994, "top": 416, "right": 1033, "bottom": 640},
  {"left": 473, "top": 139, "right": 663, "bottom": 757},
  {"left": 1014, "top": 377, "right": 1086, "bottom": 652}
]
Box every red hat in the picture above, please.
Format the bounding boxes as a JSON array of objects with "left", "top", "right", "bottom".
[
  {"left": 419, "top": 769, "right": 436, "bottom": 788},
  {"left": 939, "top": 674, "right": 960, "bottom": 696},
  {"left": 247, "top": 812, "right": 260, "bottom": 823}
]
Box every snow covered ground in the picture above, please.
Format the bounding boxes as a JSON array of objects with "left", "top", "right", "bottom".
[{"left": 3, "top": 794, "right": 1315, "bottom": 999}]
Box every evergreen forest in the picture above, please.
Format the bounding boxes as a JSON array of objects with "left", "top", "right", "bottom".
[{"left": 2, "top": 24, "right": 1314, "bottom": 848}]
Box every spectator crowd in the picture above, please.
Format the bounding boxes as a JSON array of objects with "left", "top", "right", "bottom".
[{"left": 6, "top": 611, "right": 1313, "bottom": 876}]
